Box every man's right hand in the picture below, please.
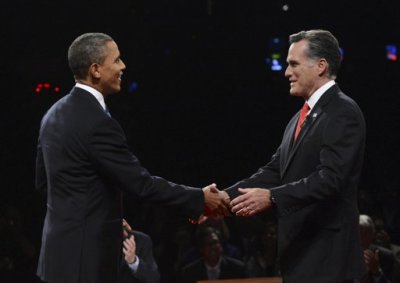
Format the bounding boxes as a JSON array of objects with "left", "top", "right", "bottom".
[{"left": 202, "top": 183, "right": 230, "bottom": 217}]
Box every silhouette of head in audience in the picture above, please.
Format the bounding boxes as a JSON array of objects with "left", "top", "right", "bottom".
[
  {"left": 197, "top": 226, "right": 223, "bottom": 267},
  {"left": 359, "top": 214, "right": 376, "bottom": 250}
]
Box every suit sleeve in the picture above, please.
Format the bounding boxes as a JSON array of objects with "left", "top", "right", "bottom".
[
  {"left": 224, "top": 146, "right": 282, "bottom": 199},
  {"left": 87, "top": 117, "right": 204, "bottom": 220},
  {"left": 35, "top": 138, "right": 47, "bottom": 195}
]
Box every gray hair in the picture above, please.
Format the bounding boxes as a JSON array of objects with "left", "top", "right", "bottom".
[
  {"left": 359, "top": 214, "right": 376, "bottom": 236},
  {"left": 289, "top": 29, "right": 341, "bottom": 79},
  {"left": 67, "top": 32, "right": 114, "bottom": 80}
]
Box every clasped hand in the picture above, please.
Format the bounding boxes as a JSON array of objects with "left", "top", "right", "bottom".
[
  {"left": 196, "top": 185, "right": 273, "bottom": 224},
  {"left": 230, "top": 188, "right": 272, "bottom": 216},
  {"left": 202, "top": 183, "right": 231, "bottom": 217}
]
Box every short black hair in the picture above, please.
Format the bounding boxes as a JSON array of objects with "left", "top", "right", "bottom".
[{"left": 67, "top": 32, "right": 114, "bottom": 80}]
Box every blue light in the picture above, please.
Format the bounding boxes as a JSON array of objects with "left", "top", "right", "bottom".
[
  {"left": 128, "top": 81, "right": 139, "bottom": 93},
  {"left": 386, "top": 44, "right": 397, "bottom": 61},
  {"left": 266, "top": 37, "right": 285, "bottom": 72},
  {"left": 271, "top": 59, "right": 283, "bottom": 71},
  {"left": 265, "top": 52, "right": 283, "bottom": 72},
  {"left": 272, "top": 37, "right": 280, "bottom": 44}
]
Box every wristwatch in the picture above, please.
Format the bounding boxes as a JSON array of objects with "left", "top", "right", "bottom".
[{"left": 270, "top": 193, "right": 276, "bottom": 206}]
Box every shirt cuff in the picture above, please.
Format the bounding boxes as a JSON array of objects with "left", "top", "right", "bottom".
[{"left": 128, "top": 256, "right": 140, "bottom": 273}]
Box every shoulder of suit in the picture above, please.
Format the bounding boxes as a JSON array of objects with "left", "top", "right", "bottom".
[
  {"left": 221, "top": 255, "right": 245, "bottom": 267},
  {"left": 132, "top": 231, "right": 153, "bottom": 245}
]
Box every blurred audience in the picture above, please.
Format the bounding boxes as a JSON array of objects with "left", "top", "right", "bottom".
[
  {"left": 177, "top": 216, "right": 243, "bottom": 271},
  {"left": 359, "top": 214, "right": 400, "bottom": 283},
  {"left": 0, "top": 204, "right": 39, "bottom": 283},
  {"left": 180, "top": 226, "right": 246, "bottom": 283},
  {"left": 374, "top": 217, "right": 400, "bottom": 262},
  {"left": 244, "top": 220, "right": 280, "bottom": 277},
  {"left": 121, "top": 219, "right": 160, "bottom": 283}
]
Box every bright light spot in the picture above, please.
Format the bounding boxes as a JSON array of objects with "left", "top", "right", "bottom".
[{"left": 386, "top": 44, "right": 398, "bottom": 61}]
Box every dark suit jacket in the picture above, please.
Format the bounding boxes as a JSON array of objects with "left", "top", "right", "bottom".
[
  {"left": 120, "top": 231, "right": 160, "bottom": 283},
  {"left": 35, "top": 87, "right": 204, "bottom": 283},
  {"left": 180, "top": 256, "right": 246, "bottom": 283},
  {"left": 226, "top": 84, "right": 367, "bottom": 283}
]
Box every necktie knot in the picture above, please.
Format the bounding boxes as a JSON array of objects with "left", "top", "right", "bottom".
[
  {"left": 300, "top": 102, "right": 310, "bottom": 116},
  {"left": 294, "top": 102, "right": 310, "bottom": 141}
]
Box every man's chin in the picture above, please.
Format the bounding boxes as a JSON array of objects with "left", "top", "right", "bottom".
[
  {"left": 289, "top": 90, "right": 301, "bottom": 97},
  {"left": 111, "top": 86, "right": 122, "bottom": 94}
]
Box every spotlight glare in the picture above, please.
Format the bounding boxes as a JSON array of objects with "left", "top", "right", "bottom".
[{"left": 386, "top": 44, "right": 398, "bottom": 61}]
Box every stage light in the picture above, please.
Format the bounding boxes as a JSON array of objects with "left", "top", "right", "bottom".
[
  {"left": 34, "top": 82, "right": 61, "bottom": 94},
  {"left": 266, "top": 37, "right": 285, "bottom": 72},
  {"left": 128, "top": 81, "right": 139, "bottom": 93},
  {"left": 271, "top": 53, "right": 283, "bottom": 71},
  {"left": 386, "top": 44, "right": 397, "bottom": 61}
]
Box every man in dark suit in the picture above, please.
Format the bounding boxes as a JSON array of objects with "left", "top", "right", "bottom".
[
  {"left": 35, "top": 32, "right": 229, "bottom": 283},
  {"left": 180, "top": 226, "right": 246, "bottom": 283},
  {"left": 221, "top": 29, "right": 367, "bottom": 282},
  {"left": 120, "top": 219, "right": 160, "bottom": 283}
]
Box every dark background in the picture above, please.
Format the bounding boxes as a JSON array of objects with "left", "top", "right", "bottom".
[{"left": 2, "top": 0, "right": 400, "bottom": 282}]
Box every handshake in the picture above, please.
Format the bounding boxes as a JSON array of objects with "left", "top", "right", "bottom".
[{"left": 194, "top": 183, "right": 273, "bottom": 224}]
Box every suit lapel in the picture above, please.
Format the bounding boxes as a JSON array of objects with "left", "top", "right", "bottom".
[
  {"left": 281, "top": 84, "right": 340, "bottom": 177},
  {"left": 280, "top": 114, "right": 298, "bottom": 173}
]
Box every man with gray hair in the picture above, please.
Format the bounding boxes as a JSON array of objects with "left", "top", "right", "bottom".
[
  {"left": 359, "top": 214, "right": 400, "bottom": 283},
  {"left": 222, "top": 29, "right": 367, "bottom": 282}
]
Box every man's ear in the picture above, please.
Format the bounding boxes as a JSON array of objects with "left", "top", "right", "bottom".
[
  {"left": 317, "top": 58, "right": 328, "bottom": 77},
  {"left": 89, "top": 63, "right": 101, "bottom": 79}
]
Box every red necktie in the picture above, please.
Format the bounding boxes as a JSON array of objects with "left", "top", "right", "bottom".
[{"left": 294, "top": 102, "right": 310, "bottom": 141}]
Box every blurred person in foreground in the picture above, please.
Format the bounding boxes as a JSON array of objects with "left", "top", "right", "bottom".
[
  {"left": 35, "top": 32, "right": 229, "bottom": 283},
  {"left": 180, "top": 226, "right": 246, "bottom": 283},
  {"left": 359, "top": 214, "right": 400, "bottom": 283},
  {"left": 120, "top": 219, "right": 159, "bottom": 283}
]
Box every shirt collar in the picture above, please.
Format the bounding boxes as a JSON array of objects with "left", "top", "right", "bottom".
[
  {"left": 205, "top": 257, "right": 222, "bottom": 271},
  {"left": 75, "top": 83, "right": 106, "bottom": 111},
  {"left": 306, "top": 80, "right": 335, "bottom": 111}
]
